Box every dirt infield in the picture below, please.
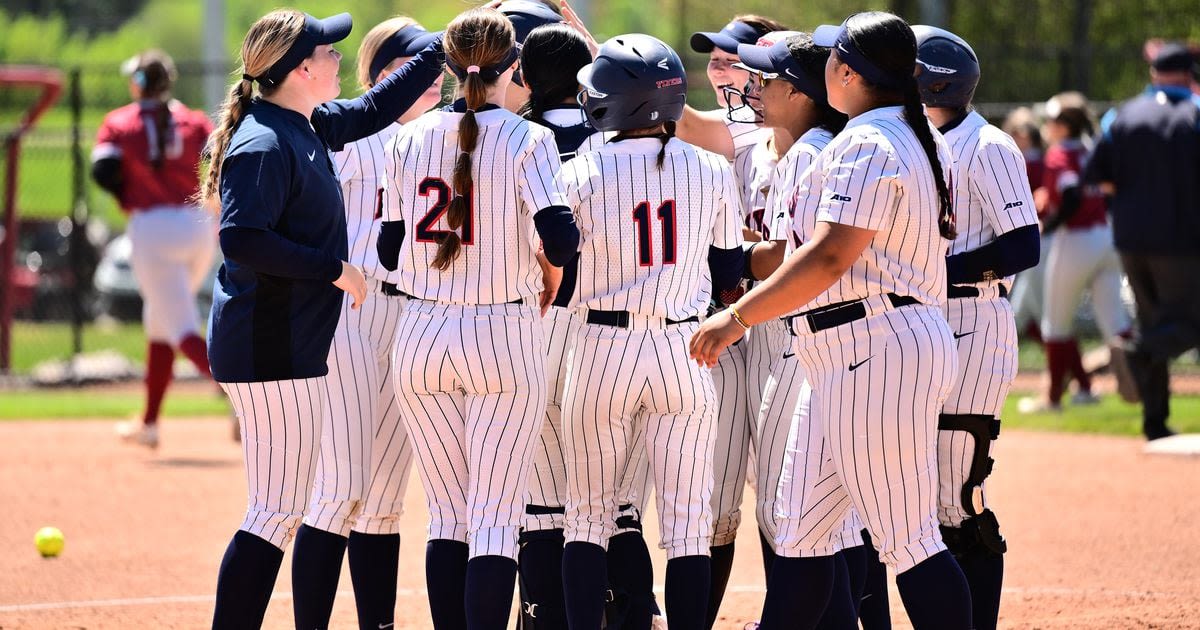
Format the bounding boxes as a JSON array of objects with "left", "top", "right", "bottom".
[{"left": 0, "top": 419, "right": 1197, "bottom": 629}]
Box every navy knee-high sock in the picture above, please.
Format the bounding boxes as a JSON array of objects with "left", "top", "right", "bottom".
[
  {"left": 758, "top": 530, "right": 777, "bottom": 584},
  {"left": 959, "top": 550, "right": 1003, "bottom": 630},
  {"left": 465, "top": 555, "right": 518, "bottom": 630},
  {"left": 347, "top": 532, "right": 400, "bottom": 630},
  {"left": 665, "top": 555, "right": 711, "bottom": 630},
  {"left": 607, "top": 531, "right": 653, "bottom": 630},
  {"left": 211, "top": 530, "right": 285, "bottom": 630},
  {"left": 426, "top": 540, "right": 469, "bottom": 630},
  {"left": 292, "top": 524, "right": 348, "bottom": 630},
  {"left": 858, "top": 531, "right": 892, "bottom": 630},
  {"left": 895, "top": 551, "right": 972, "bottom": 630},
  {"left": 840, "top": 546, "right": 868, "bottom": 612},
  {"left": 563, "top": 542, "right": 608, "bottom": 629},
  {"left": 758, "top": 555, "right": 835, "bottom": 630},
  {"left": 813, "top": 551, "right": 858, "bottom": 630},
  {"left": 705, "top": 542, "right": 735, "bottom": 629},
  {"left": 518, "top": 529, "right": 566, "bottom": 628}
]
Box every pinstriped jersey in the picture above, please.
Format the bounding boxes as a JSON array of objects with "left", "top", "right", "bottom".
[
  {"left": 789, "top": 106, "right": 953, "bottom": 309},
  {"left": 335, "top": 121, "right": 401, "bottom": 284},
  {"left": 383, "top": 107, "right": 566, "bottom": 304},
  {"left": 732, "top": 136, "right": 778, "bottom": 234},
  {"left": 728, "top": 119, "right": 770, "bottom": 155},
  {"left": 942, "top": 112, "right": 1039, "bottom": 270},
  {"left": 767, "top": 127, "right": 835, "bottom": 245},
  {"left": 558, "top": 137, "right": 744, "bottom": 319}
]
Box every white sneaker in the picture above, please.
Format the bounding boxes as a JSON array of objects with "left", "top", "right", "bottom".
[
  {"left": 1071, "top": 390, "right": 1101, "bottom": 406},
  {"left": 116, "top": 421, "right": 159, "bottom": 448},
  {"left": 1017, "top": 396, "right": 1062, "bottom": 414}
]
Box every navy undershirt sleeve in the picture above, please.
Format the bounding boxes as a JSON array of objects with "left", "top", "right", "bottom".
[
  {"left": 376, "top": 220, "right": 405, "bottom": 271},
  {"left": 946, "top": 224, "right": 1040, "bottom": 284},
  {"left": 220, "top": 227, "right": 343, "bottom": 282},
  {"left": 313, "top": 39, "right": 444, "bottom": 151},
  {"left": 708, "top": 245, "right": 745, "bottom": 299},
  {"left": 533, "top": 205, "right": 580, "bottom": 267}
]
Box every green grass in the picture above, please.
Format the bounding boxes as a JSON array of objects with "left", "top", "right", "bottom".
[
  {"left": 0, "top": 389, "right": 229, "bottom": 419},
  {"left": 11, "top": 320, "right": 146, "bottom": 374},
  {"left": 1001, "top": 394, "right": 1200, "bottom": 436}
]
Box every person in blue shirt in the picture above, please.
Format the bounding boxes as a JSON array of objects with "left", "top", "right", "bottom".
[
  {"left": 1088, "top": 42, "right": 1200, "bottom": 441},
  {"left": 196, "top": 9, "right": 443, "bottom": 629}
]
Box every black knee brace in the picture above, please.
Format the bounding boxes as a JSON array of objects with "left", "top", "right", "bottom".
[
  {"left": 941, "top": 509, "right": 1007, "bottom": 559},
  {"left": 517, "top": 518, "right": 566, "bottom": 630},
  {"left": 938, "top": 413, "right": 1001, "bottom": 516}
]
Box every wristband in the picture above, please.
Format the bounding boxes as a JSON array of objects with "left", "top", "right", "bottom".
[{"left": 728, "top": 306, "right": 751, "bottom": 330}]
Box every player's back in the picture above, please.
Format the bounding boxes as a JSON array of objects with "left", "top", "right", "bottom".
[
  {"left": 336, "top": 122, "right": 402, "bottom": 282},
  {"left": 560, "top": 137, "right": 742, "bottom": 320},
  {"left": 385, "top": 106, "right": 563, "bottom": 304}
]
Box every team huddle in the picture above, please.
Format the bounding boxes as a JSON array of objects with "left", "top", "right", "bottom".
[{"left": 120, "top": 2, "right": 1043, "bottom": 629}]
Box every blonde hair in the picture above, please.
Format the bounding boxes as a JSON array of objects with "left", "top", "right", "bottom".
[
  {"left": 431, "top": 8, "right": 515, "bottom": 271},
  {"left": 199, "top": 9, "right": 306, "bottom": 207},
  {"left": 356, "top": 16, "right": 421, "bottom": 91}
]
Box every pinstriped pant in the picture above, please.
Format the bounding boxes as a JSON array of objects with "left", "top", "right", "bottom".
[
  {"left": 562, "top": 320, "right": 716, "bottom": 560},
  {"left": 709, "top": 335, "right": 751, "bottom": 546},
  {"left": 221, "top": 377, "right": 326, "bottom": 550},
  {"left": 523, "top": 306, "right": 580, "bottom": 532},
  {"left": 775, "top": 304, "right": 957, "bottom": 573},
  {"left": 391, "top": 300, "right": 547, "bottom": 560},
  {"left": 305, "top": 288, "right": 414, "bottom": 536},
  {"left": 938, "top": 295, "right": 1018, "bottom": 527}
]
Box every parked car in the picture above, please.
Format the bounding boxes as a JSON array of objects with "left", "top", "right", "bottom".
[
  {"left": 10, "top": 217, "right": 102, "bottom": 321},
  {"left": 92, "top": 232, "right": 220, "bottom": 322}
]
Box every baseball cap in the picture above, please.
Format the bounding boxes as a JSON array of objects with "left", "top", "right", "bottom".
[
  {"left": 498, "top": 0, "right": 564, "bottom": 44},
  {"left": 252, "top": 13, "right": 353, "bottom": 87},
  {"left": 368, "top": 25, "right": 440, "bottom": 80},
  {"left": 1152, "top": 42, "right": 1195, "bottom": 73},
  {"left": 813, "top": 17, "right": 909, "bottom": 90},
  {"left": 735, "top": 31, "right": 826, "bottom": 100},
  {"left": 690, "top": 20, "right": 762, "bottom": 54}
]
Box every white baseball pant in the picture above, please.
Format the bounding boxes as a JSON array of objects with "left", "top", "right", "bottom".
[{"left": 126, "top": 206, "right": 214, "bottom": 344}]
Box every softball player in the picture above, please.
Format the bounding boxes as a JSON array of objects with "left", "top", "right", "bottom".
[
  {"left": 91, "top": 50, "right": 214, "bottom": 449},
  {"left": 377, "top": 9, "right": 579, "bottom": 628},
  {"left": 557, "top": 34, "right": 745, "bottom": 630},
  {"left": 692, "top": 12, "right": 974, "bottom": 629},
  {"left": 509, "top": 22, "right": 597, "bottom": 630},
  {"left": 914, "top": 26, "right": 1041, "bottom": 630},
  {"left": 201, "top": 11, "right": 444, "bottom": 628},
  {"left": 497, "top": 0, "right": 565, "bottom": 112},
  {"left": 298, "top": 17, "right": 443, "bottom": 630},
  {"left": 1019, "top": 92, "right": 1132, "bottom": 413},
  {"left": 676, "top": 16, "right": 786, "bottom": 160}
]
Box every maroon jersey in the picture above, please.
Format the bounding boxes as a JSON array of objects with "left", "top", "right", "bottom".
[
  {"left": 1042, "top": 141, "right": 1107, "bottom": 229},
  {"left": 92, "top": 100, "right": 212, "bottom": 212}
]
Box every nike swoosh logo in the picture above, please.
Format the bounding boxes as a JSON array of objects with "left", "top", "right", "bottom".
[
  {"left": 782, "top": 351, "right": 795, "bottom": 359},
  {"left": 307, "top": 150, "right": 316, "bottom": 161},
  {"left": 378, "top": 624, "right": 394, "bottom": 629},
  {"left": 784, "top": 68, "right": 801, "bottom": 80},
  {"left": 848, "top": 356, "right": 873, "bottom": 371},
  {"left": 837, "top": 43, "right": 849, "bottom": 54},
  {"left": 953, "top": 331, "right": 975, "bottom": 340}
]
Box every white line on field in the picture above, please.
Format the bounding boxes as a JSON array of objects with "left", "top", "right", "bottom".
[{"left": 0, "top": 584, "right": 1177, "bottom": 613}]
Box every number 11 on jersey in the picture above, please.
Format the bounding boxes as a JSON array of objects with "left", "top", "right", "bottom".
[{"left": 633, "top": 200, "right": 676, "bottom": 267}]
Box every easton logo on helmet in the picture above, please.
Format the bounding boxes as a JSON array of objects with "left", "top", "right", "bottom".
[{"left": 918, "top": 60, "right": 957, "bottom": 75}]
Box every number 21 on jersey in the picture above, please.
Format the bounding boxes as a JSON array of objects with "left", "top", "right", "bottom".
[
  {"left": 416, "top": 177, "right": 474, "bottom": 244},
  {"left": 633, "top": 200, "right": 676, "bottom": 267}
]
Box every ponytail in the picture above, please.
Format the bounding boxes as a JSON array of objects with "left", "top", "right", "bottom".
[
  {"left": 658, "top": 121, "right": 676, "bottom": 169},
  {"left": 430, "top": 71, "right": 485, "bottom": 270},
  {"left": 902, "top": 78, "right": 955, "bottom": 240},
  {"left": 199, "top": 78, "right": 253, "bottom": 209},
  {"left": 609, "top": 121, "right": 676, "bottom": 171},
  {"left": 152, "top": 101, "right": 172, "bottom": 170}
]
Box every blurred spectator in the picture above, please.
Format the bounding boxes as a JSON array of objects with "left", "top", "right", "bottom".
[
  {"left": 1087, "top": 43, "right": 1200, "bottom": 440},
  {"left": 1018, "top": 93, "right": 1133, "bottom": 414},
  {"left": 1005, "top": 107, "right": 1051, "bottom": 342},
  {"left": 91, "top": 50, "right": 216, "bottom": 448}
]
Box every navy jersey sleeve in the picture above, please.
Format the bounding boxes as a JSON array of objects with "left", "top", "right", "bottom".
[
  {"left": 313, "top": 40, "right": 444, "bottom": 151},
  {"left": 219, "top": 147, "right": 342, "bottom": 280}
]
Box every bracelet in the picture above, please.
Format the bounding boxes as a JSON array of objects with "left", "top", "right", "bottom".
[{"left": 728, "top": 306, "right": 751, "bottom": 330}]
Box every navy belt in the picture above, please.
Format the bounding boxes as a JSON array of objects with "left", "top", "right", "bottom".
[
  {"left": 783, "top": 293, "right": 919, "bottom": 335},
  {"left": 948, "top": 284, "right": 1008, "bottom": 299},
  {"left": 380, "top": 282, "right": 406, "bottom": 297},
  {"left": 586, "top": 310, "right": 698, "bottom": 328}
]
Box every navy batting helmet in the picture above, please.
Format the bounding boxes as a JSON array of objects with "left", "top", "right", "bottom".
[
  {"left": 577, "top": 34, "right": 687, "bottom": 133},
  {"left": 912, "top": 25, "right": 980, "bottom": 108}
]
